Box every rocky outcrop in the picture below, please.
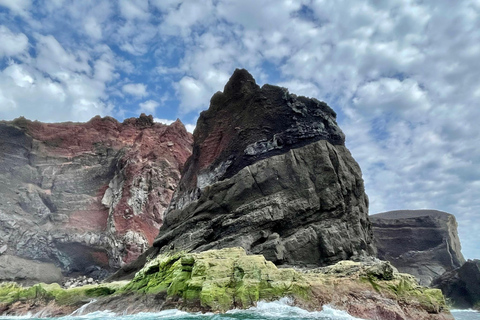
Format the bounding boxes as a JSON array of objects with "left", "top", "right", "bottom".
[
  {"left": 0, "top": 114, "right": 192, "bottom": 280},
  {"left": 137, "top": 69, "right": 376, "bottom": 273},
  {"left": 0, "top": 255, "right": 63, "bottom": 286},
  {"left": 0, "top": 248, "right": 453, "bottom": 320},
  {"left": 433, "top": 259, "right": 480, "bottom": 310},
  {"left": 370, "top": 210, "right": 465, "bottom": 286}
]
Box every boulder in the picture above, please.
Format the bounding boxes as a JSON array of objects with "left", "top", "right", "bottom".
[
  {"left": 0, "top": 114, "right": 192, "bottom": 277},
  {"left": 433, "top": 259, "right": 480, "bottom": 309},
  {"left": 143, "top": 69, "right": 375, "bottom": 272},
  {"left": 0, "top": 255, "right": 63, "bottom": 286},
  {"left": 370, "top": 210, "right": 465, "bottom": 286}
]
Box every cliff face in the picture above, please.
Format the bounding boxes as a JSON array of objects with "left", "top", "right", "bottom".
[
  {"left": 148, "top": 69, "right": 376, "bottom": 269},
  {"left": 0, "top": 114, "right": 192, "bottom": 281},
  {"left": 433, "top": 259, "right": 480, "bottom": 309},
  {"left": 370, "top": 210, "right": 465, "bottom": 286}
]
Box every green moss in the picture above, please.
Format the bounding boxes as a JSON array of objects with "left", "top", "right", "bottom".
[
  {"left": 0, "top": 248, "right": 450, "bottom": 315},
  {"left": 119, "top": 247, "right": 311, "bottom": 312}
]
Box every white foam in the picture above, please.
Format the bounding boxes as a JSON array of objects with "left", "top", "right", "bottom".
[
  {"left": 451, "top": 309, "right": 480, "bottom": 313},
  {"left": 227, "top": 297, "right": 365, "bottom": 319}
]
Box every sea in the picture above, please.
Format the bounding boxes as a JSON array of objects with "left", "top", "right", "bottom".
[{"left": 0, "top": 298, "right": 478, "bottom": 320}]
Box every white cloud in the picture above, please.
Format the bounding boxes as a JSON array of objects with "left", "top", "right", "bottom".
[
  {"left": 352, "top": 78, "right": 431, "bottom": 118},
  {"left": 119, "top": 0, "right": 149, "bottom": 20},
  {"left": 139, "top": 100, "right": 159, "bottom": 113},
  {"left": 0, "top": 26, "right": 29, "bottom": 57},
  {"left": 122, "top": 83, "right": 147, "bottom": 97},
  {"left": 0, "top": 0, "right": 31, "bottom": 16}
]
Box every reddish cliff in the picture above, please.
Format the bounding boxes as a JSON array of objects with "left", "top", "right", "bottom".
[{"left": 0, "top": 114, "right": 192, "bottom": 281}]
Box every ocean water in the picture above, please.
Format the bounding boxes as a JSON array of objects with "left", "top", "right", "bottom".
[{"left": 0, "top": 299, "right": 478, "bottom": 320}]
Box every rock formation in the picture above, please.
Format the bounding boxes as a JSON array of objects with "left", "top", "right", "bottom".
[
  {"left": 0, "top": 114, "right": 192, "bottom": 281},
  {"left": 433, "top": 259, "right": 480, "bottom": 310},
  {"left": 0, "top": 248, "right": 454, "bottom": 320},
  {"left": 130, "top": 69, "right": 375, "bottom": 274},
  {"left": 370, "top": 210, "right": 465, "bottom": 286}
]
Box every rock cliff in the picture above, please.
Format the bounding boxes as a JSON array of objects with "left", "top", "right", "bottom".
[
  {"left": 138, "top": 69, "right": 376, "bottom": 272},
  {"left": 370, "top": 210, "right": 465, "bottom": 286},
  {"left": 433, "top": 259, "right": 480, "bottom": 310},
  {"left": 0, "top": 114, "right": 192, "bottom": 281}
]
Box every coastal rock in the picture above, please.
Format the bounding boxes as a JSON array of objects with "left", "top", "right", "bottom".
[
  {"left": 0, "top": 248, "right": 453, "bottom": 320},
  {"left": 143, "top": 69, "right": 376, "bottom": 272},
  {"left": 370, "top": 210, "right": 465, "bottom": 286},
  {"left": 0, "top": 114, "right": 192, "bottom": 279},
  {"left": 433, "top": 259, "right": 480, "bottom": 309},
  {"left": 0, "top": 255, "right": 63, "bottom": 286}
]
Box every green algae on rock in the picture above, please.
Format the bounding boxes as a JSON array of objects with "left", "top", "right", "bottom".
[
  {"left": 123, "top": 247, "right": 310, "bottom": 311},
  {"left": 0, "top": 248, "right": 453, "bottom": 319}
]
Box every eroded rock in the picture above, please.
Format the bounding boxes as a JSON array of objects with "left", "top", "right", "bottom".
[
  {"left": 144, "top": 69, "right": 376, "bottom": 271},
  {"left": 0, "top": 114, "right": 192, "bottom": 279},
  {"left": 370, "top": 209, "right": 465, "bottom": 286}
]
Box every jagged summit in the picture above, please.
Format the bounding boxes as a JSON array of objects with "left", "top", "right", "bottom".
[
  {"left": 179, "top": 68, "right": 345, "bottom": 196},
  {"left": 127, "top": 69, "right": 377, "bottom": 275}
]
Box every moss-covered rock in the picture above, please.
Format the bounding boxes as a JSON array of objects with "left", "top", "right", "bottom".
[
  {"left": 122, "top": 247, "right": 309, "bottom": 311},
  {"left": 0, "top": 248, "right": 452, "bottom": 319}
]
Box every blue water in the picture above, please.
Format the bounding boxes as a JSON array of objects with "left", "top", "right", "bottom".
[{"left": 0, "top": 299, "right": 478, "bottom": 320}]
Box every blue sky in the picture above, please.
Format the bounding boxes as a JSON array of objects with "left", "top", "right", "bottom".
[{"left": 0, "top": 0, "right": 479, "bottom": 259}]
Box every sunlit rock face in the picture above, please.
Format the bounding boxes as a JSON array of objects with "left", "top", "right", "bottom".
[
  {"left": 371, "top": 209, "right": 465, "bottom": 286},
  {"left": 150, "top": 69, "right": 376, "bottom": 268},
  {"left": 0, "top": 114, "right": 192, "bottom": 279}
]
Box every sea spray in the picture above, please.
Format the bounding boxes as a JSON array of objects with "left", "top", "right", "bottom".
[{"left": 0, "top": 299, "right": 367, "bottom": 320}]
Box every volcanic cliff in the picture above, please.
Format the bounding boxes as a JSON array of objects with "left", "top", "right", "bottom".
[
  {"left": 115, "top": 69, "right": 377, "bottom": 279},
  {"left": 0, "top": 114, "right": 192, "bottom": 283},
  {"left": 370, "top": 210, "right": 465, "bottom": 286}
]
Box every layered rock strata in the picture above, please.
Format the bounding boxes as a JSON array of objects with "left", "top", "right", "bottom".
[
  {"left": 136, "top": 69, "right": 376, "bottom": 273},
  {"left": 370, "top": 210, "right": 465, "bottom": 286},
  {"left": 0, "top": 114, "right": 192, "bottom": 281},
  {"left": 433, "top": 259, "right": 480, "bottom": 309}
]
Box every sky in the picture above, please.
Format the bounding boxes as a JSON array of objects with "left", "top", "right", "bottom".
[{"left": 0, "top": 0, "right": 479, "bottom": 259}]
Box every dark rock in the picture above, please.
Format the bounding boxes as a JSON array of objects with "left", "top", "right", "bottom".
[
  {"left": 0, "top": 116, "right": 192, "bottom": 278},
  {"left": 433, "top": 259, "right": 480, "bottom": 309},
  {"left": 370, "top": 209, "right": 465, "bottom": 286},
  {"left": 115, "top": 69, "right": 375, "bottom": 277}
]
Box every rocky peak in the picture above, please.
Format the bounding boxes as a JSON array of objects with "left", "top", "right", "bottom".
[
  {"left": 177, "top": 69, "right": 345, "bottom": 204},
  {"left": 128, "top": 69, "right": 377, "bottom": 276}
]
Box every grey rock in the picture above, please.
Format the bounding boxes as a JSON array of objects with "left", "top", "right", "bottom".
[
  {"left": 433, "top": 259, "right": 480, "bottom": 309},
  {"left": 149, "top": 70, "right": 375, "bottom": 269},
  {"left": 370, "top": 209, "right": 465, "bottom": 286},
  {"left": 0, "top": 254, "right": 63, "bottom": 286}
]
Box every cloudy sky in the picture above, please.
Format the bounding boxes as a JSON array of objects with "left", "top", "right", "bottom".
[{"left": 0, "top": 0, "right": 479, "bottom": 259}]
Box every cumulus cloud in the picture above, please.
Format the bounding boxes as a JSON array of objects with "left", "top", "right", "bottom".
[
  {"left": 0, "top": 26, "right": 29, "bottom": 57},
  {"left": 122, "top": 83, "right": 148, "bottom": 97},
  {"left": 139, "top": 100, "right": 159, "bottom": 113}
]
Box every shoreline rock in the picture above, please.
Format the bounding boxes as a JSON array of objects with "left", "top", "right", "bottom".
[{"left": 0, "top": 248, "right": 453, "bottom": 320}]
